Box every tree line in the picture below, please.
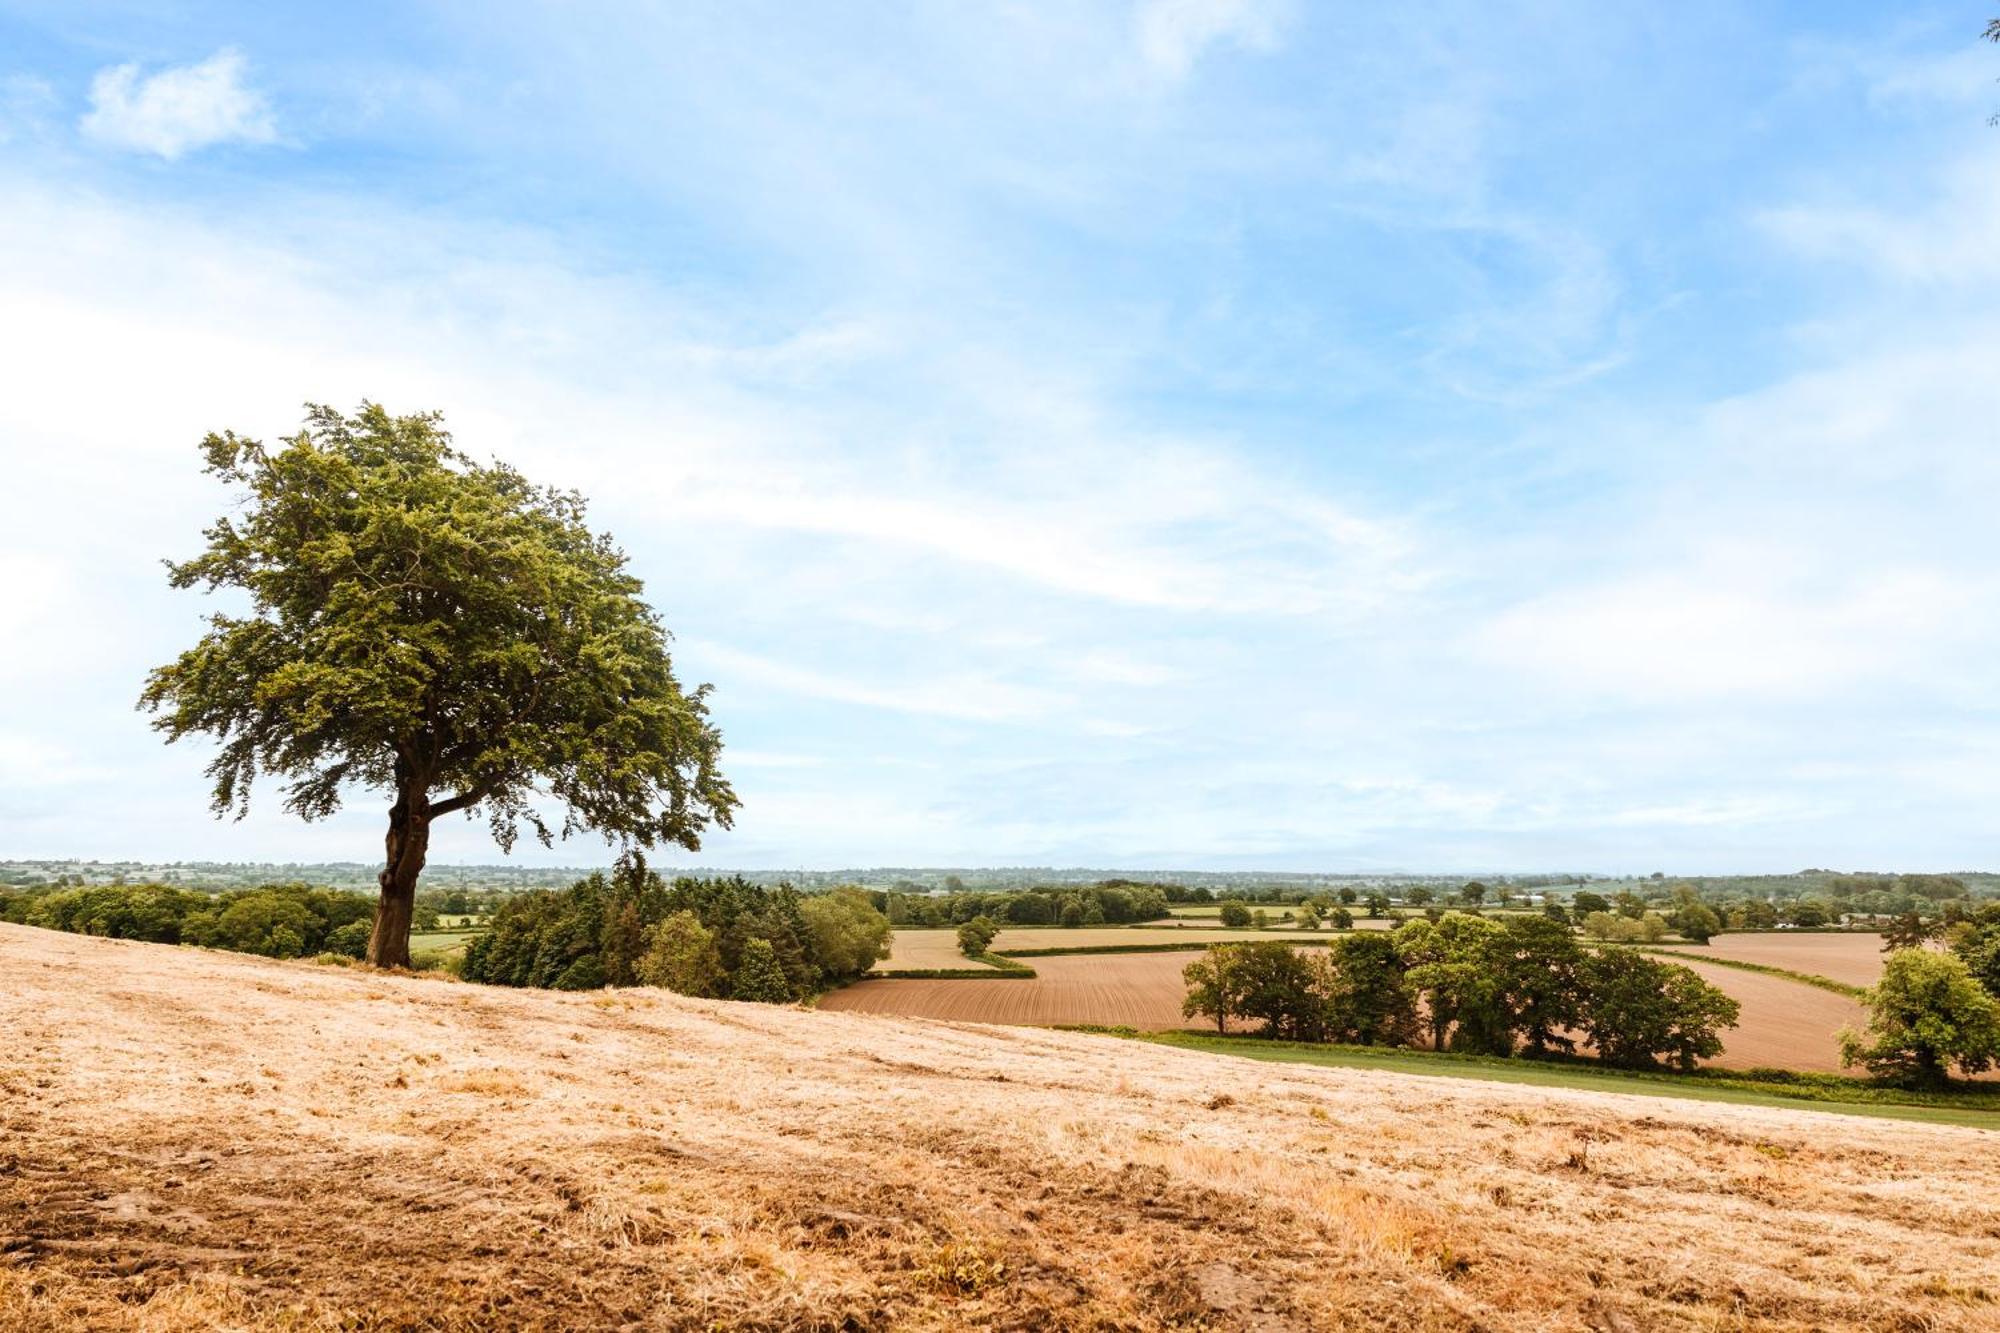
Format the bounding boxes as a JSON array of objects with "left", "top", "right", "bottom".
[
  {"left": 461, "top": 858, "right": 889, "bottom": 1002},
  {"left": 887, "top": 881, "right": 1172, "bottom": 928},
  {"left": 2, "top": 881, "right": 380, "bottom": 958},
  {"left": 1180, "top": 916, "right": 1741, "bottom": 1073}
]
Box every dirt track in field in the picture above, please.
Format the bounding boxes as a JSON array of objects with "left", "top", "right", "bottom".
[
  {"left": 7, "top": 923, "right": 2000, "bottom": 1332},
  {"left": 833, "top": 948, "right": 1867, "bottom": 1073}
]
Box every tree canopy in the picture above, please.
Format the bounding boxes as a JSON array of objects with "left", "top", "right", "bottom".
[{"left": 139, "top": 404, "right": 737, "bottom": 965}]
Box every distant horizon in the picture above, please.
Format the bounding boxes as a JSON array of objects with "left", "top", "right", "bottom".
[{"left": 8, "top": 856, "right": 1993, "bottom": 883}]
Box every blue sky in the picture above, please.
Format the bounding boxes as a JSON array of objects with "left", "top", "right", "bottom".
[{"left": 2, "top": 2, "right": 1999, "bottom": 874}]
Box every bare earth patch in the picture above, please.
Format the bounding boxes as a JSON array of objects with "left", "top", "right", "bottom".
[{"left": 4, "top": 923, "right": 1999, "bottom": 1330}]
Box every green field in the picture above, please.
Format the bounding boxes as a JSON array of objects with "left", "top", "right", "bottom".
[
  {"left": 1102, "top": 1030, "right": 2000, "bottom": 1128},
  {"left": 408, "top": 929, "right": 481, "bottom": 956}
]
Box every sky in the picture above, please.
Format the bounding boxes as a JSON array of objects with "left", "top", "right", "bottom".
[{"left": 2, "top": 3, "right": 1999, "bottom": 876}]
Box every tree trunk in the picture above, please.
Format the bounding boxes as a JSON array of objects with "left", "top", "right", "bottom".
[{"left": 367, "top": 782, "right": 431, "bottom": 968}]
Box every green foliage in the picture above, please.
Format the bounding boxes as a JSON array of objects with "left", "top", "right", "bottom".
[
  {"left": 636, "top": 911, "right": 724, "bottom": 996},
  {"left": 1181, "top": 945, "right": 1245, "bottom": 1034},
  {"left": 461, "top": 857, "right": 883, "bottom": 1000},
  {"left": 1945, "top": 903, "right": 2000, "bottom": 998},
  {"left": 886, "top": 881, "right": 1171, "bottom": 929},
  {"left": 799, "top": 887, "right": 893, "bottom": 979},
  {"left": 1397, "top": 915, "right": 1512, "bottom": 1055},
  {"left": 1840, "top": 949, "right": 2000, "bottom": 1089},
  {"left": 730, "top": 938, "right": 793, "bottom": 1003},
  {"left": 1577, "top": 949, "right": 1740, "bottom": 1072},
  {"left": 138, "top": 403, "right": 738, "bottom": 965},
  {"left": 1226, "top": 940, "right": 1324, "bottom": 1039},
  {"left": 1217, "top": 901, "right": 1253, "bottom": 927},
  {"left": 13, "top": 880, "right": 372, "bottom": 960},
  {"left": 1318, "top": 932, "right": 1419, "bottom": 1046},
  {"left": 957, "top": 915, "right": 1001, "bottom": 957}
]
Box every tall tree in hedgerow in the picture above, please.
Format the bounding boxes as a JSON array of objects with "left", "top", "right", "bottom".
[{"left": 139, "top": 403, "right": 739, "bottom": 967}]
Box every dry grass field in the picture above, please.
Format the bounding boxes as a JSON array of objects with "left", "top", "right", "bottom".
[
  {"left": 1651, "top": 933, "right": 1889, "bottom": 988},
  {"left": 837, "top": 948, "right": 1868, "bottom": 1073},
  {"left": 7, "top": 923, "right": 2000, "bottom": 1331}
]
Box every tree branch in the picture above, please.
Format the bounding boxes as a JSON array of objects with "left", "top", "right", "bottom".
[{"left": 426, "top": 784, "right": 494, "bottom": 819}]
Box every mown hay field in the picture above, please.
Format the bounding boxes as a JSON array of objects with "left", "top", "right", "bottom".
[
  {"left": 834, "top": 947, "right": 1869, "bottom": 1074},
  {"left": 7, "top": 923, "right": 2000, "bottom": 1331}
]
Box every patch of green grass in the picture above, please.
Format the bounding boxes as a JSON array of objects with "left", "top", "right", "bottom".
[
  {"left": 407, "top": 929, "right": 480, "bottom": 954},
  {"left": 1079, "top": 1029, "right": 2000, "bottom": 1129}
]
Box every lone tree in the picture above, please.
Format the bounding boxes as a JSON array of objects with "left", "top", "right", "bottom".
[{"left": 140, "top": 403, "right": 738, "bottom": 967}]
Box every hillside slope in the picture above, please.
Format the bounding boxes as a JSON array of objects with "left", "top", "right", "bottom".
[{"left": 3, "top": 924, "right": 1997, "bottom": 1331}]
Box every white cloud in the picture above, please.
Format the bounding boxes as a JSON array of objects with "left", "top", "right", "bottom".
[
  {"left": 80, "top": 49, "right": 277, "bottom": 159},
  {"left": 1133, "top": 0, "right": 1287, "bottom": 79},
  {"left": 1760, "top": 149, "right": 2000, "bottom": 283},
  {"left": 687, "top": 642, "right": 1067, "bottom": 724}
]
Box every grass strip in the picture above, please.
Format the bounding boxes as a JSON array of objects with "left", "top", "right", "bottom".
[
  {"left": 1076, "top": 1028, "right": 2000, "bottom": 1128},
  {"left": 1632, "top": 949, "right": 1866, "bottom": 998}
]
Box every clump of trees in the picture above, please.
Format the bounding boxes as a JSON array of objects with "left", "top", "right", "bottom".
[
  {"left": 1, "top": 881, "right": 375, "bottom": 959},
  {"left": 1182, "top": 916, "right": 1740, "bottom": 1073},
  {"left": 1580, "top": 911, "right": 1668, "bottom": 944},
  {"left": 956, "top": 916, "right": 1001, "bottom": 957},
  {"left": 461, "top": 859, "right": 887, "bottom": 1001},
  {"left": 1840, "top": 948, "right": 2000, "bottom": 1089}
]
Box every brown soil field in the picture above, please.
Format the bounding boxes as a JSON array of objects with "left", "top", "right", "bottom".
[
  {"left": 875, "top": 925, "right": 1336, "bottom": 971},
  {"left": 1650, "top": 933, "right": 1888, "bottom": 988},
  {"left": 835, "top": 949, "right": 1867, "bottom": 1074},
  {"left": 846, "top": 951, "right": 1204, "bottom": 1027},
  {"left": 1658, "top": 958, "right": 1865, "bottom": 1074},
  {"left": 8, "top": 923, "right": 2000, "bottom": 1331}
]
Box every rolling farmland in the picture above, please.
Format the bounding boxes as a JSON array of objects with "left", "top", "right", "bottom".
[
  {"left": 835, "top": 943, "right": 1872, "bottom": 1073},
  {"left": 1650, "top": 932, "right": 1888, "bottom": 988},
  {"left": 873, "top": 925, "right": 1342, "bottom": 971}
]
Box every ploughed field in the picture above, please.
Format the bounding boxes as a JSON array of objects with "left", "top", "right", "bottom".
[
  {"left": 7, "top": 924, "right": 2000, "bottom": 1331},
  {"left": 875, "top": 923, "right": 1376, "bottom": 971},
  {"left": 831, "top": 946, "right": 1868, "bottom": 1073},
  {"left": 1649, "top": 932, "right": 1888, "bottom": 988}
]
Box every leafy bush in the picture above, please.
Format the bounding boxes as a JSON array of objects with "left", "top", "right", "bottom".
[
  {"left": 957, "top": 915, "right": 1000, "bottom": 957},
  {"left": 1217, "top": 901, "right": 1253, "bottom": 928}
]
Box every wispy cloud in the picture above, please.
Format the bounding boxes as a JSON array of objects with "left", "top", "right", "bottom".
[
  {"left": 80, "top": 49, "right": 276, "bottom": 159},
  {"left": 1133, "top": 0, "right": 1288, "bottom": 79}
]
